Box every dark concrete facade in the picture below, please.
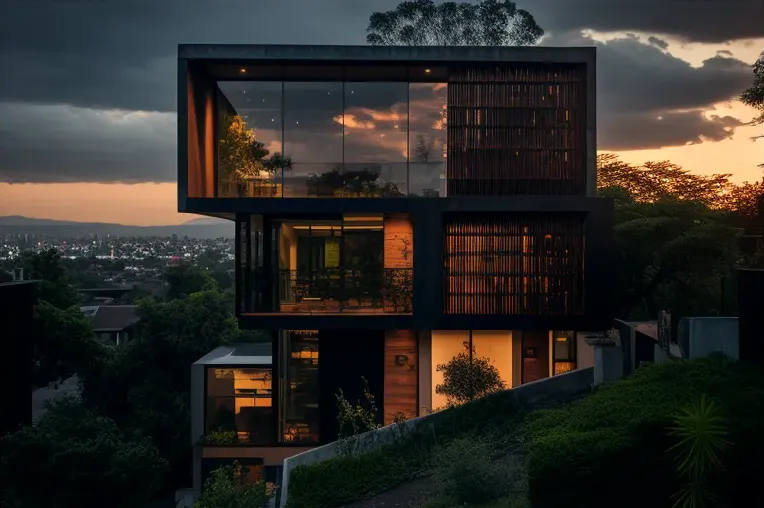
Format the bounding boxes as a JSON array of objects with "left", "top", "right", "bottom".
[{"left": 177, "top": 44, "right": 614, "bottom": 333}]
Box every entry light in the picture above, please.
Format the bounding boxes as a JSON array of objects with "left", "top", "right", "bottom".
[
  {"left": 239, "top": 68, "right": 247, "bottom": 74},
  {"left": 425, "top": 68, "right": 431, "bottom": 73}
]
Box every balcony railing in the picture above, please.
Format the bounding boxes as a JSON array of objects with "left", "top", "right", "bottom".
[{"left": 273, "top": 268, "right": 413, "bottom": 314}]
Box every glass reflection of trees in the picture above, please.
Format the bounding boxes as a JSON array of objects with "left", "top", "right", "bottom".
[
  {"left": 305, "top": 164, "right": 404, "bottom": 197},
  {"left": 218, "top": 114, "right": 292, "bottom": 197}
]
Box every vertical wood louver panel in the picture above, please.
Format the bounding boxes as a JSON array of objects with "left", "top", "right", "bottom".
[
  {"left": 444, "top": 214, "right": 585, "bottom": 315},
  {"left": 446, "top": 65, "right": 586, "bottom": 196}
]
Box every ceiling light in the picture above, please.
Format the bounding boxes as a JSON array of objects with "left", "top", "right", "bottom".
[
  {"left": 425, "top": 69, "right": 431, "bottom": 74},
  {"left": 239, "top": 68, "right": 246, "bottom": 74}
]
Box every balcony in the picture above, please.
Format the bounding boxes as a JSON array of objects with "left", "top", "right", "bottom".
[{"left": 273, "top": 267, "right": 412, "bottom": 314}]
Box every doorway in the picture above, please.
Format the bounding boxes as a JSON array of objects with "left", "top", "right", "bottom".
[
  {"left": 521, "top": 331, "right": 550, "bottom": 384},
  {"left": 318, "top": 330, "right": 384, "bottom": 444}
]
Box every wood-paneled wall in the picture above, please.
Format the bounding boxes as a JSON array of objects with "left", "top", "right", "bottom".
[
  {"left": 444, "top": 213, "right": 585, "bottom": 315},
  {"left": 384, "top": 330, "right": 418, "bottom": 424},
  {"left": 186, "top": 69, "right": 216, "bottom": 198},
  {"left": 384, "top": 214, "right": 414, "bottom": 269},
  {"left": 447, "top": 65, "right": 586, "bottom": 196}
]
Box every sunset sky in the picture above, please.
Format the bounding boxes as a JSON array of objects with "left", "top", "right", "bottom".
[{"left": 1, "top": 0, "right": 762, "bottom": 226}]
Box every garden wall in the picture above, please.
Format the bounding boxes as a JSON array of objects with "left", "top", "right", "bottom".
[{"left": 278, "top": 366, "right": 594, "bottom": 508}]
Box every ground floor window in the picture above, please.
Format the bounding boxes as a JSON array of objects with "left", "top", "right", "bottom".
[
  {"left": 280, "top": 330, "right": 320, "bottom": 444},
  {"left": 552, "top": 331, "right": 577, "bottom": 375},
  {"left": 430, "top": 330, "right": 513, "bottom": 410},
  {"left": 205, "top": 367, "right": 275, "bottom": 444}
]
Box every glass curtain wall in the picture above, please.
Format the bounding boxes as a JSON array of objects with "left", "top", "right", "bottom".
[
  {"left": 216, "top": 78, "right": 447, "bottom": 197},
  {"left": 275, "top": 216, "right": 387, "bottom": 312},
  {"left": 279, "top": 330, "right": 320, "bottom": 444}
]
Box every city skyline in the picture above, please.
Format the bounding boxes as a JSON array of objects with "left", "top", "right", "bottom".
[{"left": 1, "top": 0, "right": 763, "bottom": 226}]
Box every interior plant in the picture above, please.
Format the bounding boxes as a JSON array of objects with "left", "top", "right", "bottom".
[
  {"left": 218, "top": 114, "right": 291, "bottom": 197},
  {"left": 435, "top": 343, "right": 505, "bottom": 407}
]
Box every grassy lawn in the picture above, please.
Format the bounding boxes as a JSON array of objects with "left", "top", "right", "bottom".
[{"left": 287, "top": 357, "right": 764, "bottom": 508}]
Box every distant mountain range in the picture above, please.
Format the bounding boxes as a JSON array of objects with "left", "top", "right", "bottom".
[{"left": 0, "top": 216, "right": 234, "bottom": 239}]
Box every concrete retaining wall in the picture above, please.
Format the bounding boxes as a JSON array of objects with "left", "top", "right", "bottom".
[{"left": 279, "top": 366, "right": 594, "bottom": 508}]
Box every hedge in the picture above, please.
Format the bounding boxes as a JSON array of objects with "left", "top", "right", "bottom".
[
  {"left": 286, "top": 388, "right": 529, "bottom": 508},
  {"left": 526, "top": 356, "right": 764, "bottom": 508}
]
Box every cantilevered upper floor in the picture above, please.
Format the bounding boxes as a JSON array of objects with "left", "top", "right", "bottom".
[{"left": 178, "top": 44, "right": 597, "bottom": 213}]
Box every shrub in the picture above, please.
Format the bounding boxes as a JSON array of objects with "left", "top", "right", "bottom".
[
  {"left": 526, "top": 357, "right": 764, "bottom": 508},
  {"left": 287, "top": 387, "right": 528, "bottom": 508},
  {"left": 194, "top": 463, "right": 271, "bottom": 508},
  {"left": 436, "top": 343, "right": 505, "bottom": 406},
  {"left": 433, "top": 437, "right": 514, "bottom": 505}
]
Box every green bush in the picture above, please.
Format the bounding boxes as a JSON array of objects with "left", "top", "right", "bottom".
[
  {"left": 194, "top": 463, "right": 271, "bottom": 508},
  {"left": 287, "top": 388, "right": 528, "bottom": 508},
  {"left": 433, "top": 437, "right": 515, "bottom": 505},
  {"left": 526, "top": 357, "right": 764, "bottom": 508}
]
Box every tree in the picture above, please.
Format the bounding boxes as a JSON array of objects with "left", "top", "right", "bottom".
[
  {"left": 741, "top": 49, "right": 763, "bottom": 167},
  {"left": 18, "top": 249, "right": 79, "bottom": 309},
  {"left": 367, "top": 0, "right": 543, "bottom": 47},
  {"left": 435, "top": 343, "right": 505, "bottom": 407},
  {"left": 218, "top": 114, "right": 291, "bottom": 195},
  {"left": 611, "top": 198, "right": 741, "bottom": 320},
  {"left": 163, "top": 262, "right": 218, "bottom": 300},
  {"left": 0, "top": 396, "right": 167, "bottom": 508},
  {"left": 32, "top": 301, "right": 105, "bottom": 387},
  {"left": 79, "top": 289, "right": 245, "bottom": 488}
]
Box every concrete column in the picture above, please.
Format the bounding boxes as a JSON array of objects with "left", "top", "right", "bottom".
[{"left": 587, "top": 338, "right": 623, "bottom": 387}]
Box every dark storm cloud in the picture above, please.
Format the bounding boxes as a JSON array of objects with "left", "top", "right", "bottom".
[
  {"left": 647, "top": 36, "right": 670, "bottom": 50},
  {"left": 541, "top": 31, "right": 754, "bottom": 150},
  {"left": 0, "top": 0, "right": 761, "bottom": 183},
  {"left": 521, "top": 0, "right": 764, "bottom": 44},
  {"left": 0, "top": 102, "right": 176, "bottom": 183}
]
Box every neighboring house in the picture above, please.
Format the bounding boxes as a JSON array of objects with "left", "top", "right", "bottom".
[
  {"left": 0, "top": 280, "right": 37, "bottom": 435},
  {"left": 81, "top": 304, "right": 140, "bottom": 345},
  {"left": 178, "top": 44, "right": 614, "bottom": 494}
]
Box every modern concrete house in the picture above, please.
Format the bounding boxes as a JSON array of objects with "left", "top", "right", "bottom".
[{"left": 178, "top": 44, "right": 614, "bottom": 494}]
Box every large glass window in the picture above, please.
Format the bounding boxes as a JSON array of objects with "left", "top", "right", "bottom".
[
  {"left": 408, "top": 83, "right": 447, "bottom": 196},
  {"left": 205, "top": 367, "right": 274, "bottom": 444},
  {"left": 553, "top": 330, "right": 577, "bottom": 375},
  {"left": 284, "top": 82, "right": 343, "bottom": 197},
  {"left": 217, "top": 82, "right": 283, "bottom": 197},
  {"left": 344, "top": 82, "right": 408, "bottom": 196},
  {"left": 430, "top": 330, "right": 512, "bottom": 411},
  {"left": 281, "top": 330, "right": 320, "bottom": 444}
]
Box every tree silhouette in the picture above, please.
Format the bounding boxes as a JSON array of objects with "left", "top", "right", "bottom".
[
  {"left": 367, "top": 0, "right": 543, "bottom": 47},
  {"left": 741, "top": 49, "right": 763, "bottom": 167}
]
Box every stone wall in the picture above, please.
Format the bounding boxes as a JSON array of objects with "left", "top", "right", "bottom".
[{"left": 278, "top": 366, "right": 594, "bottom": 508}]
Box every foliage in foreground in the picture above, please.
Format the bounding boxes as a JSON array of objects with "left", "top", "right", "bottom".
[
  {"left": 526, "top": 357, "right": 764, "bottom": 508},
  {"left": 194, "top": 463, "right": 271, "bottom": 508},
  {"left": 0, "top": 396, "right": 167, "bottom": 508},
  {"left": 287, "top": 388, "right": 527, "bottom": 508}
]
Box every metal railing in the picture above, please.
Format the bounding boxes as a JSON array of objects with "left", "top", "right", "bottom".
[{"left": 274, "top": 267, "right": 413, "bottom": 313}]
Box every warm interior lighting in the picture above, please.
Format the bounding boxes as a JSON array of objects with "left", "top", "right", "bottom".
[
  {"left": 555, "top": 336, "right": 569, "bottom": 342},
  {"left": 343, "top": 215, "right": 383, "bottom": 222},
  {"left": 239, "top": 68, "right": 246, "bottom": 74},
  {"left": 425, "top": 68, "right": 431, "bottom": 73}
]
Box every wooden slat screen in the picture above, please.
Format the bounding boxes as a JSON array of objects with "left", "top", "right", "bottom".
[
  {"left": 447, "top": 65, "right": 586, "bottom": 196},
  {"left": 444, "top": 213, "right": 585, "bottom": 315}
]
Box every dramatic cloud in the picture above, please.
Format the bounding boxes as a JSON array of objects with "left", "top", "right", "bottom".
[
  {"left": 542, "top": 31, "right": 754, "bottom": 150},
  {"left": 526, "top": 0, "right": 764, "bottom": 44},
  {"left": 0, "top": 102, "right": 176, "bottom": 183},
  {"left": 0, "top": 0, "right": 760, "bottom": 183}
]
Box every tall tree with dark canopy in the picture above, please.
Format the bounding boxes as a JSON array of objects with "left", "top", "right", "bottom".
[
  {"left": 367, "top": 0, "right": 543, "bottom": 47},
  {"left": 741, "top": 49, "right": 763, "bottom": 167}
]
